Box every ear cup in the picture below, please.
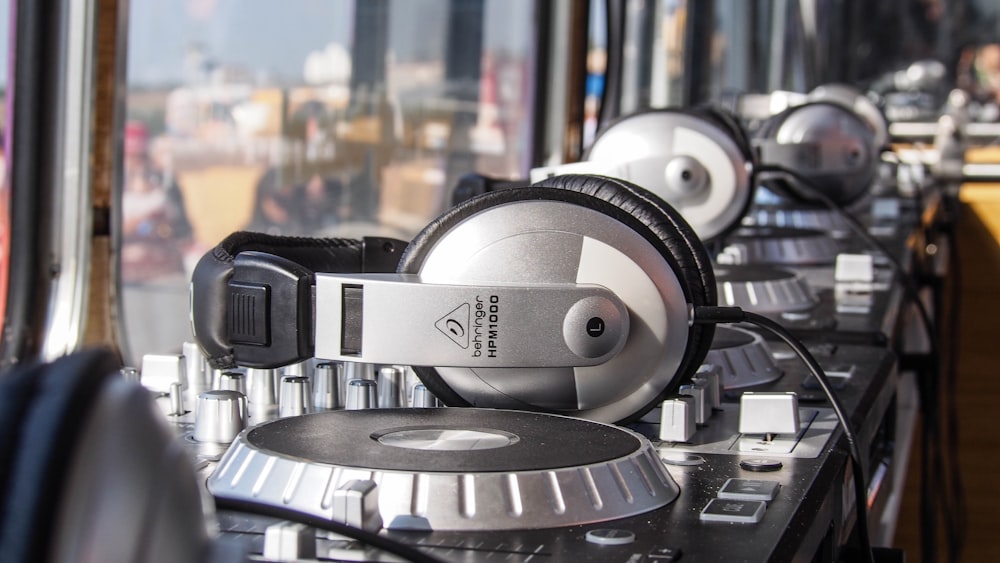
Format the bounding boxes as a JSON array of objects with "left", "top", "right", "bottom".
[
  {"left": 0, "top": 349, "right": 120, "bottom": 563},
  {"left": 809, "top": 83, "right": 889, "bottom": 149},
  {"left": 584, "top": 108, "right": 754, "bottom": 243},
  {"left": 692, "top": 104, "right": 756, "bottom": 166},
  {"left": 756, "top": 100, "right": 877, "bottom": 205},
  {"left": 398, "top": 174, "right": 716, "bottom": 423},
  {"left": 534, "top": 174, "right": 717, "bottom": 377}
]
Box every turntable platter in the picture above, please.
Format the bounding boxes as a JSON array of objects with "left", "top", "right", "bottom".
[
  {"left": 705, "top": 326, "right": 783, "bottom": 389},
  {"left": 715, "top": 264, "right": 817, "bottom": 313},
  {"left": 209, "top": 409, "right": 679, "bottom": 531},
  {"left": 745, "top": 205, "right": 850, "bottom": 237},
  {"left": 722, "top": 226, "right": 841, "bottom": 265}
]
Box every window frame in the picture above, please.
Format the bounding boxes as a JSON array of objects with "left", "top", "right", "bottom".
[{"left": 2, "top": 0, "right": 103, "bottom": 367}]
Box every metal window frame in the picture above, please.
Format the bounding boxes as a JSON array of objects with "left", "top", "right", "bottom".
[
  {"left": 684, "top": 0, "right": 715, "bottom": 105},
  {"left": 536, "top": 0, "right": 590, "bottom": 165},
  {"left": 2, "top": 0, "right": 101, "bottom": 367}
]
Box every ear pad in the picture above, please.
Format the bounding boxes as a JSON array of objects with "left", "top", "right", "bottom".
[
  {"left": 756, "top": 100, "right": 877, "bottom": 206},
  {"left": 692, "top": 104, "right": 756, "bottom": 165},
  {"left": 584, "top": 109, "right": 754, "bottom": 243},
  {"left": 398, "top": 174, "right": 716, "bottom": 424},
  {"left": 0, "top": 349, "right": 120, "bottom": 563}
]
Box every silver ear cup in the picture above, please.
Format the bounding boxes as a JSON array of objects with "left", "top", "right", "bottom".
[
  {"left": 586, "top": 112, "right": 753, "bottom": 243},
  {"left": 809, "top": 83, "right": 889, "bottom": 149},
  {"left": 402, "top": 196, "right": 692, "bottom": 424},
  {"left": 767, "top": 102, "right": 877, "bottom": 205}
]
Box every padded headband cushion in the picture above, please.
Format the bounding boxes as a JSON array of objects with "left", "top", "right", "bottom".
[
  {"left": 399, "top": 174, "right": 717, "bottom": 409},
  {"left": 210, "top": 231, "right": 366, "bottom": 273},
  {"left": 192, "top": 232, "right": 376, "bottom": 370},
  {"left": 0, "top": 348, "right": 120, "bottom": 563}
]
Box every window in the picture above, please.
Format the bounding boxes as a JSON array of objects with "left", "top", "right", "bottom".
[
  {"left": 120, "top": 0, "right": 540, "bottom": 363},
  {"left": 708, "top": 0, "right": 757, "bottom": 100},
  {"left": 584, "top": 0, "right": 688, "bottom": 149}
]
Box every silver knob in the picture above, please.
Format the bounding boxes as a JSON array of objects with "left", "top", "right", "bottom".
[
  {"left": 377, "top": 366, "right": 406, "bottom": 408},
  {"left": 336, "top": 363, "right": 350, "bottom": 405},
  {"left": 182, "top": 341, "right": 210, "bottom": 393},
  {"left": 272, "top": 370, "right": 282, "bottom": 400},
  {"left": 218, "top": 372, "right": 246, "bottom": 395},
  {"left": 412, "top": 384, "right": 441, "bottom": 408},
  {"left": 695, "top": 365, "right": 722, "bottom": 410},
  {"left": 168, "top": 381, "right": 187, "bottom": 416},
  {"left": 283, "top": 359, "right": 313, "bottom": 378},
  {"left": 313, "top": 363, "right": 342, "bottom": 409},
  {"left": 344, "top": 362, "right": 376, "bottom": 381},
  {"left": 279, "top": 376, "right": 312, "bottom": 418},
  {"left": 193, "top": 390, "right": 247, "bottom": 443},
  {"left": 345, "top": 379, "right": 378, "bottom": 410},
  {"left": 247, "top": 368, "right": 278, "bottom": 406},
  {"left": 210, "top": 368, "right": 224, "bottom": 390}
]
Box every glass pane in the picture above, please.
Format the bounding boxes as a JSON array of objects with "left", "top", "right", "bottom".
[
  {"left": 583, "top": 0, "right": 606, "bottom": 147},
  {"left": 780, "top": 0, "right": 808, "bottom": 92},
  {"left": 586, "top": 0, "right": 688, "bottom": 149},
  {"left": 708, "top": 0, "right": 757, "bottom": 100},
  {"left": 629, "top": 0, "right": 688, "bottom": 111},
  {"left": 121, "top": 0, "right": 539, "bottom": 363}
]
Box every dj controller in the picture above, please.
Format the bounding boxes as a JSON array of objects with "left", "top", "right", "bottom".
[
  {"left": 139, "top": 334, "right": 898, "bottom": 562},
  {"left": 17, "top": 84, "right": 957, "bottom": 563}
]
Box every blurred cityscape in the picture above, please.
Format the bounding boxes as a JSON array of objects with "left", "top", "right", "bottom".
[
  {"left": 123, "top": 0, "right": 537, "bottom": 277},
  {"left": 120, "top": 0, "right": 538, "bottom": 359}
]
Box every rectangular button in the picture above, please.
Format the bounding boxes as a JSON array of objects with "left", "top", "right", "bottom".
[
  {"left": 229, "top": 282, "right": 270, "bottom": 346},
  {"left": 718, "top": 478, "right": 781, "bottom": 502},
  {"left": 341, "top": 285, "right": 364, "bottom": 356},
  {"left": 699, "top": 498, "right": 766, "bottom": 524}
]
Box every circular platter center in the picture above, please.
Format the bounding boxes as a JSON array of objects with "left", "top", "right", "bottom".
[{"left": 373, "top": 427, "right": 519, "bottom": 451}]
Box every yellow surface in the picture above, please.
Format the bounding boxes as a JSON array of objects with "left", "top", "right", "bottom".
[
  {"left": 961, "top": 145, "right": 1000, "bottom": 241},
  {"left": 961, "top": 183, "right": 1000, "bottom": 242},
  {"left": 177, "top": 165, "right": 265, "bottom": 246},
  {"left": 965, "top": 146, "right": 1000, "bottom": 163}
]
